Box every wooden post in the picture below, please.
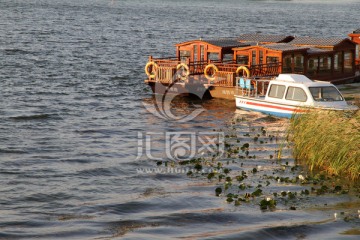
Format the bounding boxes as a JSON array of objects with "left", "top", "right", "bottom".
[
  {"left": 316, "top": 56, "right": 320, "bottom": 77},
  {"left": 330, "top": 54, "right": 334, "bottom": 76},
  {"left": 352, "top": 49, "right": 356, "bottom": 74},
  {"left": 342, "top": 51, "right": 344, "bottom": 74},
  {"left": 186, "top": 58, "right": 191, "bottom": 74}
]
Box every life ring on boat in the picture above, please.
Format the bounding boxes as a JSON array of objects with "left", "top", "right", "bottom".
[
  {"left": 236, "top": 66, "right": 250, "bottom": 78},
  {"left": 144, "top": 61, "right": 159, "bottom": 79},
  {"left": 176, "top": 63, "right": 190, "bottom": 81},
  {"left": 204, "top": 64, "right": 219, "bottom": 81}
]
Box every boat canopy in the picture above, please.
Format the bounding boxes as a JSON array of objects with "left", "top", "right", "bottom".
[{"left": 275, "top": 74, "right": 313, "bottom": 83}]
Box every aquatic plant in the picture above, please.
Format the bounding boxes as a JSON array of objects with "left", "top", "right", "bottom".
[
  {"left": 239, "top": 183, "right": 246, "bottom": 190},
  {"left": 252, "top": 189, "right": 263, "bottom": 197},
  {"left": 288, "top": 110, "right": 360, "bottom": 181},
  {"left": 207, "top": 172, "right": 216, "bottom": 180},
  {"left": 194, "top": 163, "right": 202, "bottom": 172},
  {"left": 173, "top": 114, "right": 358, "bottom": 214},
  {"left": 260, "top": 197, "right": 276, "bottom": 210},
  {"left": 215, "top": 187, "right": 222, "bottom": 196}
]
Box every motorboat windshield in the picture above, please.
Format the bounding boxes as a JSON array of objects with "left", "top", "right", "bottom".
[{"left": 309, "top": 86, "right": 344, "bottom": 102}]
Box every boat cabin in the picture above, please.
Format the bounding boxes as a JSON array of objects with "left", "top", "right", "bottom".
[
  {"left": 233, "top": 37, "right": 356, "bottom": 83},
  {"left": 145, "top": 33, "right": 359, "bottom": 94},
  {"left": 174, "top": 34, "right": 294, "bottom": 63},
  {"left": 264, "top": 74, "right": 345, "bottom": 105},
  {"left": 235, "top": 74, "right": 356, "bottom": 118},
  {"left": 175, "top": 38, "right": 249, "bottom": 63}
]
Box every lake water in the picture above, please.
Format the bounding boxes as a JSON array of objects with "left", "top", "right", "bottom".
[{"left": 0, "top": 0, "right": 359, "bottom": 239}]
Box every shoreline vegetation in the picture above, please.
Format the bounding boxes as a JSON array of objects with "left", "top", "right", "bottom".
[
  {"left": 288, "top": 109, "right": 360, "bottom": 182},
  {"left": 153, "top": 108, "right": 359, "bottom": 215}
]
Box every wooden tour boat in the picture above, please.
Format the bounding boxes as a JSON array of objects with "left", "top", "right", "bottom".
[
  {"left": 234, "top": 74, "right": 358, "bottom": 118},
  {"left": 145, "top": 30, "right": 360, "bottom": 100}
]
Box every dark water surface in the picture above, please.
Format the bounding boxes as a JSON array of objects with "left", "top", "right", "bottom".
[{"left": 1, "top": 0, "right": 359, "bottom": 239}]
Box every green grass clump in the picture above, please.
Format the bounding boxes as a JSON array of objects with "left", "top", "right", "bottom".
[{"left": 288, "top": 110, "right": 360, "bottom": 181}]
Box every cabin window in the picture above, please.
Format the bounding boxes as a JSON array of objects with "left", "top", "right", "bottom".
[
  {"left": 180, "top": 50, "right": 191, "bottom": 62},
  {"left": 285, "top": 87, "right": 307, "bottom": 102},
  {"left": 344, "top": 51, "right": 353, "bottom": 73},
  {"left": 294, "top": 54, "right": 304, "bottom": 73},
  {"left": 208, "top": 52, "right": 219, "bottom": 61},
  {"left": 223, "top": 54, "right": 233, "bottom": 62},
  {"left": 309, "top": 87, "right": 343, "bottom": 101},
  {"left": 307, "top": 57, "right": 318, "bottom": 76},
  {"left": 200, "top": 45, "right": 205, "bottom": 61},
  {"left": 193, "top": 45, "right": 198, "bottom": 62},
  {"left": 356, "top": 45, "right": 359, "bottom": 60},
  {"left": 266, "top": 56, "right": 279, "bottom": 64},
  {"left": 282, "top": 55, "right": 292, "bottom": 73},
  {"left": 237, "top": 55, "right": 249, "bottom": 64},
  {"left": 259, "top": 50, "right": 264, "bottom": 64},
  {"left": 319, "top": 56, "right": 331, "bottom": 74},
  {"left": 251, "top": 50, "right": 256, "bottom": 65},
  {"left": 334, "top": 52, "right": 343, "bottom": 73},
  {"left": 268, "top": 84, "right": 286, "bottom": 99}
]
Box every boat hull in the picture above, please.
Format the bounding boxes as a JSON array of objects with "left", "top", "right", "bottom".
[
  {"left": 146, "top": 80, "right": 186, "bottom": 95},
  {"left": 145, "top": 80, "right": 211, "bottom": 99},
  {"left": 235, "top": 96, "right": 306, "bottom": 118},
  {"left": 206, "top": 85, "right": 237, "bottom": 100}
]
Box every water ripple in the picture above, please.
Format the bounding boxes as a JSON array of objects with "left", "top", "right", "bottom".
[{"left": 0, "top": 0, "right": 359, "bottom": 239}]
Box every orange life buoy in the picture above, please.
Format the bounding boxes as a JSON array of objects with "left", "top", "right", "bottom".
[
  {"left": 176, "top": 63, "right": 190, "bottom": 81},
  {"left": 236, "top": 66, "right": 250, "bottom": 78},
  {"left": 204, "top": 64, "right": 219, "bottom": 81},
  {"left": 145, "top": 61, "right": 159, "bottom": 79}
]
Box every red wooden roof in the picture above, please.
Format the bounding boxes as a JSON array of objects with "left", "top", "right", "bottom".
[
  {"left": 238, "top": 33, "right": 294, "bottom": 43},
  {"left": 306, "top": 47, "right": 333, "bottom": 54},
  {"left": 175, "top": 38, "right": 249, "bottom": 49},
  {"left": 265, "top": 43, "right": 332, "bottom": 54},
  {"left": 234, "top": 43, "right": 332, "bottom": 55},
  {"left": 261, "top": 43, "right": 309, "bottom": 52},
  {"left": 204, "top": 39, "right": 249, "bottom": 48},
  {"left": 290, "top": 36, "right": 348, "bottom": 46}
]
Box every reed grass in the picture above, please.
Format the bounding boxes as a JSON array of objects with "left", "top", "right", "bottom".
[{"left": 288, "top": 109, "right": 360, "bottom": 181}]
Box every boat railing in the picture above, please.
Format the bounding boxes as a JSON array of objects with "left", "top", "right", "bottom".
[
  {"left": 211, "top": 62, "right": 282, "bottom": 75},
  {"left": 145, "top": 56, "right": 182, "bottom": 83},
  {"left": 146, "top": 55, "right": 282, "bottom": 85},
  {"left": 152, "top": 57, "right": 179, "bottom": 60},
  {"left": 206, "top": 62, "right": 281, "bottom": 87},
  {"left": 156, "top": 67, "right": 177, "bottom": 83},
  {"left": 249, "top": 62, "right": 282, "bottom": 77},
  {"left": 152, "top": 57, "right": 181, "bottom": 67},
  {"left": 146, "top": 56, "right": 209, "bottom": 83},
  {"left": 210, "top": 72, "right": 236, "bottom": 87},
  {"left": 217, "top": 63, "right": 243, "bottom": 73},
  {"left": 235, "top": 77, "right": 273, "bottom": 98},
  {"left": 188, "top": 60, "right": 208, "bottom": 75}
]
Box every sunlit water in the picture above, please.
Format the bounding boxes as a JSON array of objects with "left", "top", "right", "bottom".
[{"left": 0, "top": 0, "right": 359, "bottom": 239}]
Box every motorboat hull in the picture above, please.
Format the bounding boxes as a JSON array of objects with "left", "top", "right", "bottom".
[{"left": 235, "top": 96, "right": 306, "bottom": 118}]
